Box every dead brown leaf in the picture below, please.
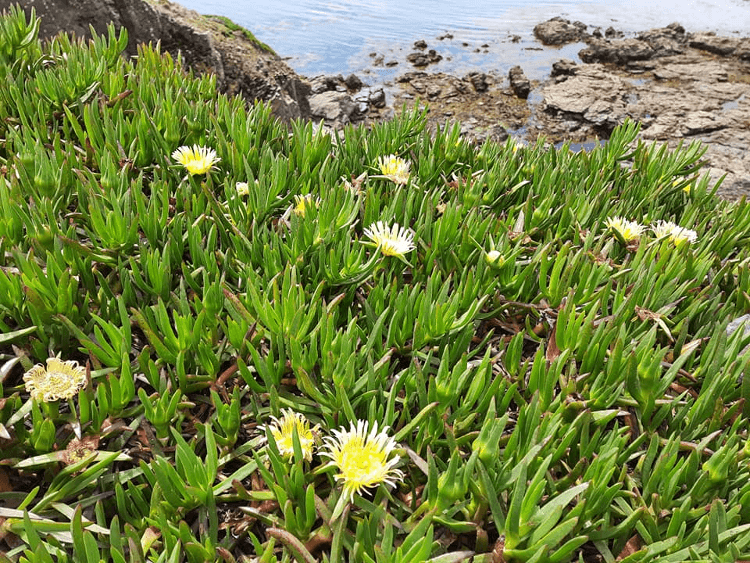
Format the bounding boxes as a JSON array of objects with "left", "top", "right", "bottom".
[
  {"left": 616, "top": 535, "right": 642, "bottom": 560},
  {"left": 546, "top": 325, "right": 561, "bottom": 363}
]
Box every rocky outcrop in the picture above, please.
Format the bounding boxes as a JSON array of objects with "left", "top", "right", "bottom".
[
  {"left": 533, "top": 17, "right": 588, "bottom": 46},
  {"left": 538, "top": 22, "right": 750, "bottom": 200},
  {"left": 1, "top": 0, "right": 311, "bottom": 120},
  {"left": 508, "top": 66, "right": 531, "bottom": 99}
]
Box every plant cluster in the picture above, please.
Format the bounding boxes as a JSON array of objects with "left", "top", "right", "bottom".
[{"left": 0, "top": 5, "right": 749, "bottom": 562}]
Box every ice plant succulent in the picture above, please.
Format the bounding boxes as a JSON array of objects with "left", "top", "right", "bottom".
[
  {"left": 652, "top": 220, "right": 698, "bottom": 246},
  {"left": 172, "top": 145, "right": 220, "bottom": 176},
  {"left": 363, "top": 221, "right": 415, "bottom": 258},
  {"left": 268, "top": 409, "right": 315, "bottom": 462},
  {"left": 377, "top": 154, "right": 411, "bottom": 185},
  {"left": 24, "top": 358, "right": 86, "bottom": 402},
  {"left": 322, "top": 420, "right": 403, "bottom": 503},
  {"left": 604, "top": 216, "right": 646, "bottom": 243}
]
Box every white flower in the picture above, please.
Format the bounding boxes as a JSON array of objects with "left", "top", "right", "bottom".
[
  {"left": 377, "top": 155, "right": 411, "bottom": 185},
  {"left": 24, "top": 358, "right": 86, "bottom": 402},
  {"left": 268, "top": 409, "right": 315, "bottom": 462},
  {"left": 172, "top": 145, "right": 220, "bottom": 175},
  {"left": 604, "top": 216, "right": 646, "bottom": 242},
  {"left": 652, "top": 220, "right": 698, "bottom": 246},
  {"left": 363, "top": 221, "right": 416, "bottom": 257}
]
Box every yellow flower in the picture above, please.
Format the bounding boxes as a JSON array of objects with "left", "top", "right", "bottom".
[
  {"left": 322, "top": 420, "right": 403, "bottom": 502},
  {"left": 652, "top": 220, "right": 698, "bottom": 246},
  {"left": 293, "top": 194, "right": 320, "bottom": 217},
  {"left": 24, "top": 358, "right": 86, "bottom": 402},
  {"left": 485, "top": 250, "right": 505, "bottom": 267},
  {"left": 236, "top": 182, "right": 250, "bottom": 197},
  {"left": 377, "top": 155, "right": 411, "bottom": 185},
  {"left": 269, "top": 409, "right": 315, "bottom": 462},
  {"left": 172, "top": 145, "right": 220, "bottom": 175},
  {"left": 363, "top": 221, "right": 415, "bottom": 257},
  {"left": 604, "top": 216, "right": 646, "bottom": 242}
]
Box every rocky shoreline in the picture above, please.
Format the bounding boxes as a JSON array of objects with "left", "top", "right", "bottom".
[{"left": 7, "top": 0, "right": 749, "bottom": 200}]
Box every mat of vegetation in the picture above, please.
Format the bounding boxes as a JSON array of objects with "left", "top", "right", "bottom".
[{"left": 1, "top": 5, "right": 750, "bottom": 563}]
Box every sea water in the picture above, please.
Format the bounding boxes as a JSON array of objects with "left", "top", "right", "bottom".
[{"left": 175, "top": 0, "right": 749, "bottom": 80}]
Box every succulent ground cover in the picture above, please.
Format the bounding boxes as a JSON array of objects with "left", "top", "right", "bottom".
[{"left": 1, "top": 5, "right": 750, "bottom": 562}]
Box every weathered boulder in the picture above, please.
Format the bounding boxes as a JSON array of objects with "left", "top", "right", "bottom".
[
  {"left": 579, "top": 38, "right": 655, "bottom": 65},
  {"left": 551, "top": 59, "right": 577, "bottom": 78},
  {"left": 308, "top": 91, "right": 359, "bottom": 124},
  {"left": 533, "top": 17, "right": 588, "bottom": 46},
  {"left": 508, "top": 66, "right": 531, "bottom": 99},
  {"left": 465, "top": 72, "right": 489, "bottom": 93},
  {"left": 1, "top": 0, "right": 312, "bottom": 120},
  {"left": 406, "top": 49, "right": 442, "bottom": 67}
]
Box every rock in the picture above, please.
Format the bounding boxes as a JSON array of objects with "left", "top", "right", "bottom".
[
  {"left": 344, "top": 73, "right": 364, "bottom": 91},
  {"left": 652, "top": 59, "right": 728, "bottom": 82},
  {"left": 466, "top": 72, "right": 489, "bottom": 92},
  {"left": 472, "top": 124, "right": 510, "bottom": 145},
  {"left": 579, "top": 38, "right": 655, "bottom": 65},
  {"left": 369, "top": 88, "right": 386, "bottom": 109},
  {"left": 736, "top": 40, "right": 750, "bottom": 61},
  {"left": 605, "top": 26, "right": 623, "bottom": 39},
  {"left": 551, "top": 59, "right": 577, "bottom": 77},
  {"left": 426, "top": 84, "right": 442, "bottom": 98},
  {"left": 414, "top": 39, "right": 428, "bottom": 50},
  {"left": 308, "top": 91, "right": 359, "bottom": 123},
  {"left": 6, "top": 0, "right": 312, "bottom": 120},
  {"left": 636, "top": 25, "right": 687, "bottom": 57},
  {"left": 542, "top": 66, "right": 628, "bottom": 132},
  {"left": 509, "top": 66, "right": 531, "bottom": 99},
  {"left": 688, "top": 32, "right": 738, "bottom": 56},
  {"left": 533, "top": 17, "right": 588, "bottom": 46},
  {"left": 309, "top": 74, "right": 345, "bottom": 94},
  {"left": 406, "top": 49, "right": 442, "bottom": 67}
]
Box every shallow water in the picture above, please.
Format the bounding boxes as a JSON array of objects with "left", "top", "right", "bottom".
[{"left": 177, "top": 0, "right": 749, "bottom": 80}]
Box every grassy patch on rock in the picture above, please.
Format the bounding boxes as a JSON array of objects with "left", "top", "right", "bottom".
[
  {"left": 1, "top": 5, "right": 750, "bottom": 562},
  {"left": 206, "top": 15, "right": 276, "bottom": 54}
]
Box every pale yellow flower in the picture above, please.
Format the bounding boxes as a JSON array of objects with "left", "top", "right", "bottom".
[
  {"left": 652, "top": 220, "right": 698, "bottom": 246},
  {"left": 268, "top": 409, "right": 315, "bottom": 462},
  {"left": 604, "top": 216, "right": 646, "bottom": 242},
  {"left": 236, "top": 182, "right": 250, "bottom": 197},
  {"left": 363, "top": 221, "right": 416, "bottom": 257},
  {"left": 172, "top": 145, "right": 220, "bottom": 175},
  {"left": 24, "top": 358, "right": 86, "bottom": 402},
  {"left": 377, "top": 155, "right": 410, "bottom": 185},
  {"left": 293, "top": 194, "right": 320, "bottom": 218},
  {"left": 321, "top": 420, "right": 403, "bottom": 502}
]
